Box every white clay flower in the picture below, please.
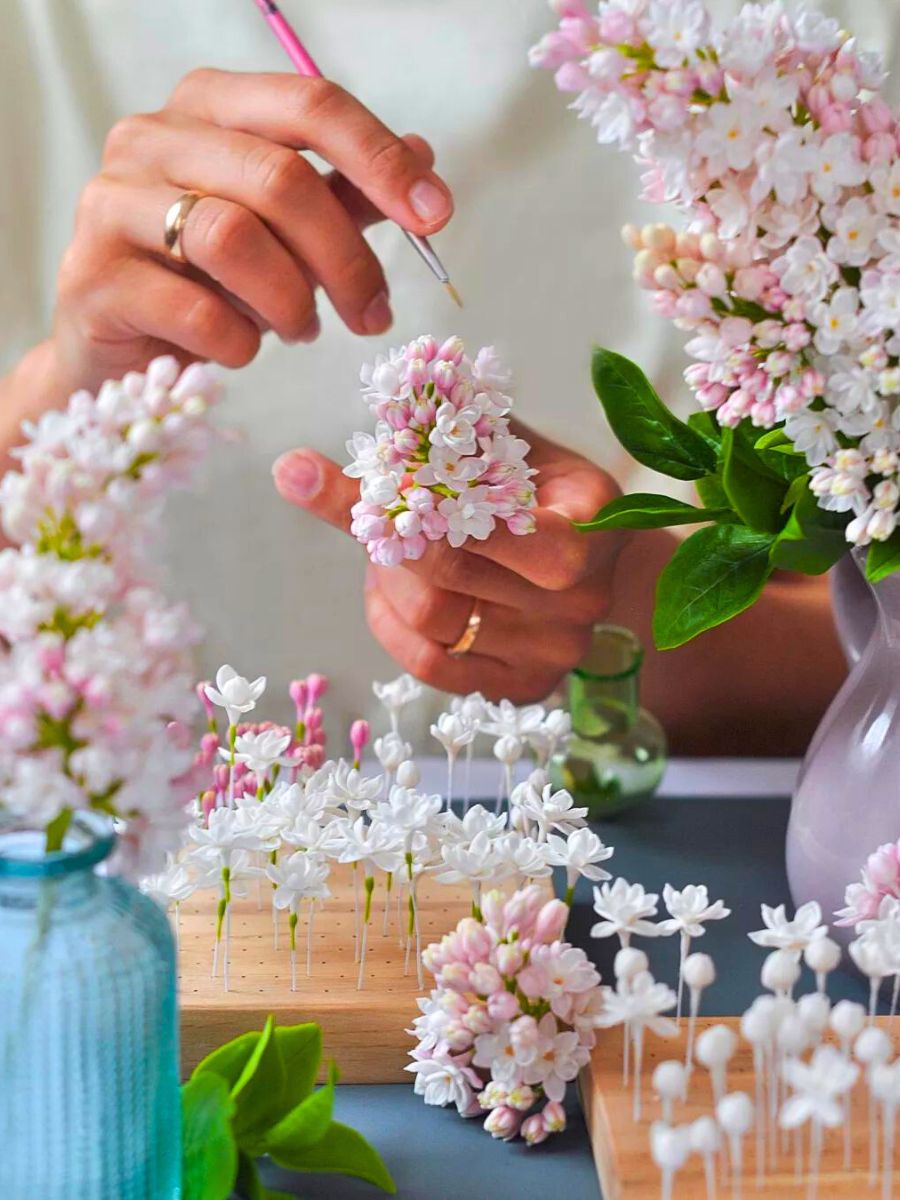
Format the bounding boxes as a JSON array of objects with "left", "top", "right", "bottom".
[
  {"left": 659, "top": 884, "right": 731, "bottom": 939},
  {"left": 204, "top": 664, "right": 266, "bottom": 727},
  {"left": 748, "top": 901, "right": 827, "bottom": 956},
  {"left": 591, "top": 878, "right": 662, "bottom": 944}
]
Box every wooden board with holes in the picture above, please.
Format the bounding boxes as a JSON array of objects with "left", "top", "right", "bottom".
[
  {"left": 177, "top": 864, "right": 479, "bottom": 1081},
  {"left": 579, "top": 1016, "right": 900, "bottom": 1200}
]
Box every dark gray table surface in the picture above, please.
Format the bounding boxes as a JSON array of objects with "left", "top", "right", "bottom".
[{"left": 261, "top": 793, "right": 869, "bottom": 1199}]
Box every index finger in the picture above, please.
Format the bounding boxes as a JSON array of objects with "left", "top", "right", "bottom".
[{"left": 168, "top": 70, "right": 454, "bottom": 236}]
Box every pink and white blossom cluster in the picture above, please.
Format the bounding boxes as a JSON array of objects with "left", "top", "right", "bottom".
[
  {"left": 836, "top": 839, "right": 900, "bottom": 927},
  {"left": 531, "top": 1, "right": 900, "bottom": 547},
  {"left": 407, "top": 885, "right": 602, "bottom": 1144},
  {"left": 0, "top": 357, "right": 221, "bottom": 876},
  {"left": 345, "top": 336, "right": 537, "bottom": 565}
]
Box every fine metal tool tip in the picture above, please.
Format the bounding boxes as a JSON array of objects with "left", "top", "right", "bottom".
[{"left": 444, "top": 280, "right": 463, "bottom": 308}]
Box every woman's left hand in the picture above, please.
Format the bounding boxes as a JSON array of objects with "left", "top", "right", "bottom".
[{"left": 273, "top": 424, "right": 627, "bottom": 702}]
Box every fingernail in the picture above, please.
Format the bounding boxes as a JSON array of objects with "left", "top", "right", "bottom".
[
  {"left": 272, "top": 451, "right": 322, "bottom": 502},
  {"left": 409, "top": 179, "right": 451, "bottom": 223},
  {"left": 363, "top": 291, "right": 392, "bottom": 335}
]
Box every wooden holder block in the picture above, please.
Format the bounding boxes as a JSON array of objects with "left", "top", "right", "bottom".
[
  {"left": 580, "top": 1015, "right": 900, "bottom": 1199},
  {"left": 177, "top": 864, "right": 477, "bottom": 1082}
]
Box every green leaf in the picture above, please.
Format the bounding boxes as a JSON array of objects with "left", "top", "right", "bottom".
[
  {"left": 591, "top": 348, "right": 717, "bottom": 480},
  {"left": 575, "top": 492, "right": 731, "bottom": 532},
  {"left": 268, "top": 1120, "right": 396, "bottom": 1193},
  {"left": 695, "top": 474, "right": 731, "bottom": 512},
  {"left": 653, "top": 525, "right": 775, "bottom": 649},
  {"left": 770, "top": 486, "right": 849, "bottom": 575},
  {"left": 687, "top": 410, "right": 723, "bottom": 448},
  {"left": 721, "top": 427, "right": 787, "bottom": 533},
  {"left": 273, "top": 1022, "right": 322, "bottom": 1109},
  {"left": 230, "top": 1016, "right": 288, "bottom": 1147},
  {"left": 181, "top": 1073, "right": 238, "bottom": 1200},
  {"left": 263, "top": 1062, "right": 337, "bottom": 1160},
  {"left": 866, "top": 531, "right": 900, "bottom": 583},
  {"left": 193, "top": 1029, "right": 262, "bottom": 1091}
]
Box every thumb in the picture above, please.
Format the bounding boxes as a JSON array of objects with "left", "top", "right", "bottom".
[{"left": 272, "top": 449, "right": 357, "bottom": 533}]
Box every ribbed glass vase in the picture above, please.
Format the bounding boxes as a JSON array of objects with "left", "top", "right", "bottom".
[{"left": 0, "top": 813, "right": 181, "bottom": 1199}]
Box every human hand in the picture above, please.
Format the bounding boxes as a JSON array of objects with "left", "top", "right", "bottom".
[
  {"left": 273, "top": 424, "right": 627, "bottom": 702},
  {"left": 49, "top": 70, "right": 453, "bottom": 394}
]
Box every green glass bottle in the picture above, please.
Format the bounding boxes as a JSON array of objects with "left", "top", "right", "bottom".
[{"left": 551, "top": 624, "right": 667, "bottom": 818}]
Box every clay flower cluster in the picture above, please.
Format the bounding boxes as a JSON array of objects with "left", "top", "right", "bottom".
[
  {"left": 0, "top": 356, "right": 220, "bottom": 875},
  {"left": 345, "top": 336, "right": 537, "bottom": 565},
  {"left": 152, "top": 671, "right": 609, "bottom": 995},
  {"left": 407, "top": 885, "right": 599, "bottom": 1145},
  {"left": 531, "top": 0, "right": 900, "bottom": 554},
  {"left": 837, "top": 839, "right": 900, "bottom": 928}
]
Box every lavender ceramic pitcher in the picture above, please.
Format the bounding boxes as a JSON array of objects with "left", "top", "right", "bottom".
[{"left": 786, "top": 549, "right": 900, "bottom": 932}]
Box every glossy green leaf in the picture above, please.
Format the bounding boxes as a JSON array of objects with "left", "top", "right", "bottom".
[
  {"left": 770, "top": 487, "right": 849, "bottom": 575},
  {"left": 576, "top": 492, "right": 730, "bottom": 531},
  {"left": 721, "top": 427, "right": 787, "bottom": 533},
  {"left": 687, "top": 410, "right": 723, "bottom": 449},
  {"left": 866, "top": 532, "right": 900, "bottom": 583},
  {"left": 181, "top": 1073, "right": 238, "bottom": 1200},
  {"left": 273, "top": 1022, "right": 322, "bottom": 1109},
  {"left": 263, "top": 1062, "right": 337, "bottom": 1159},
  {"left": 268, "top": 1120, "right": 396, "bottom": 1193},
  {"left": 193, "top": 1030, "right": 262, "bottom": 1091},
  {"left": 653, "top": 525, "right": 775, "bottom": 649},
  {"left": 231, "top": 1016, "right": 288, "bottom": 1146},
  {"left": 695, "top": 474, "right": 731, "bottom": 512},
  {"left": 591, "top": 348, "right": 717, "bottom": 480}
]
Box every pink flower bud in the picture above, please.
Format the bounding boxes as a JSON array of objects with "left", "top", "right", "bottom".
[
  {"left": 597, "top": 8, "right": 634, "bottom": 41},
  {"left": 438, "top": 336, "right": 465, "bottom": 364},
  {"left": 484, "top": 1106, "right": 522, "bottom": 1141},
  {"left": 196, "top": 681, "right": 216, "bottom": 723},
  {"left": 652, "top": 290, "right": 679, "bottom": 319},
  {"left": 819, "top": 103, "right": 852, "bottom": 134},
  {"left": 200, "top": 790, "right": 217, "bottom": 822},
  {"left": 534, "top": 899, "right": 570, "bottom": 944},
  {"left": 864, "top": 133, "right": 896, "bottom": 164},
  {"left": 470, "top": 962, "right": 503, "bottom": 995},
  {"left": 495, "top": 943, "right": 525, "bottom": 977},
  {"left": 517, "top": 964, "right": 550, "bottom": 1000},
  {"left": 350, "top": 719, "right": 370, "bottom": 766},
  {"left": 487, "top": 990, "right": 521, "bottom": 1022},
  {"left": 439, "top": 962, "right": 472, "bottom": 993},
  {"left": 696, "top": 262, "right": 727, "bottom": 298},
  {"left": 213, "top": 764, "right": 230, "bottom": 792},
  {"left": 288, "top": 679, "right": 308, "bottom": 720},
  {"left": 304, "top": 674, "right": 328, "bottom": 709},
  {"left": 457, "top": 916, "right": 493, "bottom": 962},
  {"left": 521, "top": 1114, "right": 548, "bottom": 1145},
  {"left": 542, "top": 1100, "right": 567, "bottom": 1133},
  {"left": 861, "top": 97, "right": 894, "bottom": 134},
  {"left": 462, "top": 1003, "right": 493, "bottom": 1035},
  {"left": 370, "top": 536, "right": 405, "bottom": 567}
]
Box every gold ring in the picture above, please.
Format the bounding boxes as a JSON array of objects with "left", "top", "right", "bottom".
[
  {"left": 163, "top": 191, "right": 205, "bottom": 263},
  {"left": 448, "top": 600, "right": 483, "bottom": 658}
]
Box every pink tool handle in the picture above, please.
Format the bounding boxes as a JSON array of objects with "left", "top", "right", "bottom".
[{"left": 253, "top": 0, "right": 322, "bottom": 78}]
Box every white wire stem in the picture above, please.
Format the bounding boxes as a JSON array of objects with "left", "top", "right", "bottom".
[
  {"left": 676, "top": 931, "right": 690, "bottom": 1022},
  {"left": 383, "top": 871, "right": 393, "bottom": 936},
  {"left": 353, "top": 862, "right": 361, "bottom": 963},
  {"left": 884, "top": 1099, "right": 896, "bottom": 1200},
  {"left": 446, "top": 753, "right": 455, "bottom": 814},
  {"left": 223, "top": 904, "right": 231, "bottom": 992},
  {"left": 807, "top": 1119, "right": 822, "bottom": 1200},
  {"left": 632, "top": 1024, "right": 644, "bottom": 1122},
  {"left": 728, "top": 1135, "right": 742, "bottom": 1200},
  {"left": 307, "top": 899, "right": 315, "bottom": 978},
  {"left": 463, "top": 741, "right": 474, "bottom": 812}
]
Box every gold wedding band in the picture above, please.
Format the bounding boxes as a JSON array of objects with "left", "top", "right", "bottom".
[
  {"left": 163, "top": 191, "right": 205, "bottom": 263},
  {"left": 448, "top": 601, "right": 483, "bottom": 658}
]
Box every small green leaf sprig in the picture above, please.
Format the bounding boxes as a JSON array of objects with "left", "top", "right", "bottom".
[
  {"left": 584, "top": 349, "right": 853, "bottom": 649},
  {"left": 182, "top": 1016, "right": 396, "bottom": 1200}
]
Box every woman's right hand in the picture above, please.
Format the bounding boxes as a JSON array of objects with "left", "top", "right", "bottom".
[{"left": 48, "top": 69, "right": 454, "bottom": 395}]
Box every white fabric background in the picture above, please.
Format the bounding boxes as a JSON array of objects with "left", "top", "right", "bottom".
[{"left": 1, "top": 0, "right": 898, "bottom": 742}]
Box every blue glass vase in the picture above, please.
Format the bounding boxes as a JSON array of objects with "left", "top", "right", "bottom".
[{"left": 0, "top": 813, "right": 182, "bottom": 1199}]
